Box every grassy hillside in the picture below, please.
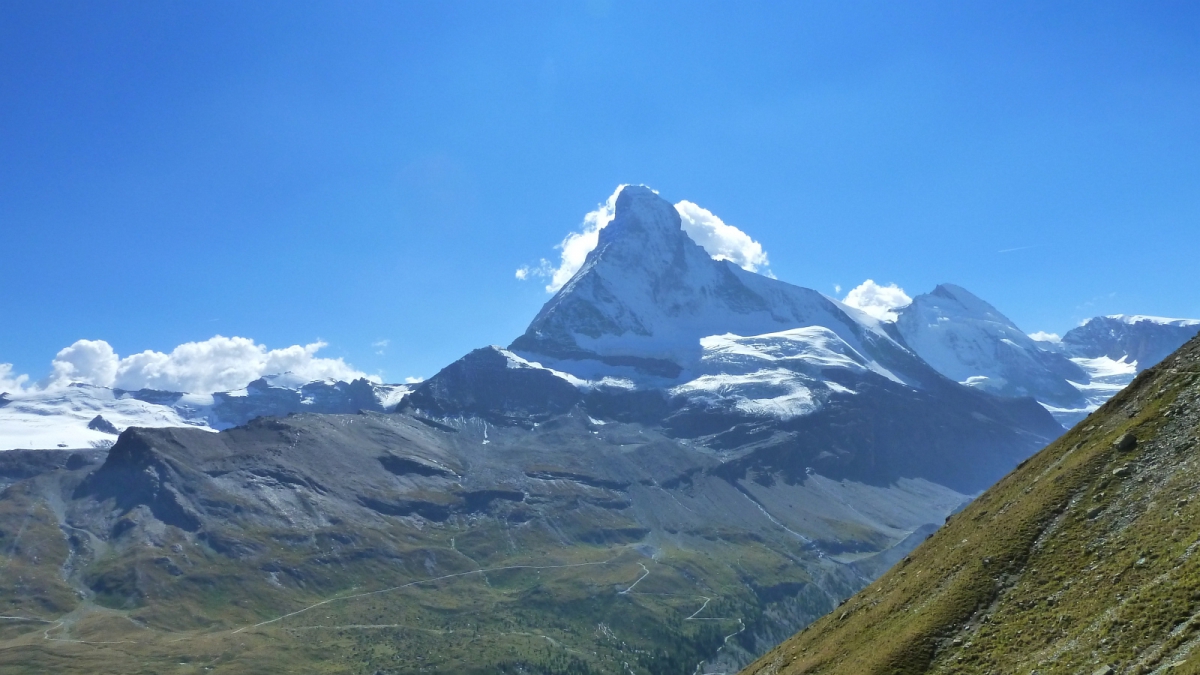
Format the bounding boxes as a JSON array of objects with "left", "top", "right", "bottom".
[
  {"left": 743, "top": 335, "right": 1200, "bottom": 675},
  {"left": 0, "top": 415, "right": 867, "bottom": 675},
  {"left": 0, "top": 495, "right": 812, "bottom": 675}
]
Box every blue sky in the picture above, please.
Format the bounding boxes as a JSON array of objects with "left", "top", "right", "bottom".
[{"left": 2, "top": 1, "right": 1198, "bottom": 387}]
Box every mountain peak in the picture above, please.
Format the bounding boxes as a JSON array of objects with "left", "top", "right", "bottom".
[
  {"left": 510, "top": 186, "right": 912, "bottom": 378},
  {"left": 609, "top": 184, "right": 672, "bottom": 226},
  {"left": 927, "top": 283, "right": 1004, "bottom": 321},
  {"left": 569, "top": 184, "right": 707, "bottom": 291},
  {"left": 896, "top": 283, "right": 1089, "bottom": 409}
]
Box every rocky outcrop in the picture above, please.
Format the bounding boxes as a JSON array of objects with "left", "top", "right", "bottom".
[{"left": 87, "top": 415, "right": 119, "bottom": 435}]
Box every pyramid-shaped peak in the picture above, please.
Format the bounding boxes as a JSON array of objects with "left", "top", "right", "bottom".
[
  {"left": 926, "top": 283, "right": 1007, "bottom": 322},
  {"left": 614, "top": 184, "right": 670, "bottom": 214},
  {"left": 596, "top": 185, "right": 688, "bottom": 250},
  {"left": 509, "top": 185, "right": 917, "bottom": 378},
  {"left": 931, "top": 283, "right": 981, "bottom": 303}
]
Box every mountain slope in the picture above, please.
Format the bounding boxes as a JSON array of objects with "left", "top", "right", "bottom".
[
  {"left": 0, "top": 187, "right": 1066, "bottom": 675},
  {"left": 492, "top": 186, "right": 1063, "bottom": 493},
  {"left": 893, "top": 287, "right": 1200, "bottom": 429},
  {"left": 894, "top": 283, "right": 1089, "bottom": 409},
  {"left": 0, "top": 406, "right": 972, "bottom": 675},
  {"left": 1063, "top": 314, "right": 1200, "bottom": 372},
  {"left": 741, "top": 333, "right": 1200, "bottom": 675},
  {"left": 511, "top": 185, "right": 934, "bottom": 388}
]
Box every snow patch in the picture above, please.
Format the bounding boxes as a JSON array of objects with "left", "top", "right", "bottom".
[
  {"left": 696, "top": 326, "right": 903, "bottom": 384},
  {"left": 671, "top": 369, "right": 819, "bottom": 420},
  {"left": 1105, "top": 314, "right": 1200, "bottom": 327},
  {"left": 374, "top": 384, "right": 412, "bottom": 410},
  {"left": 0, "top": 385, "right": 216, "bottom": 451},
  {"left": 1071, "top": 355, "right": 1137, "bottom": 379},
  {"left": 825, "top": 382, "right": 857, "bottom": 395},
  {"left": 1044, "top": 356, "right": 1140, "bottom": 427},
  {"left": 497, "top": 349, "right": 590, "bottom": 388}
]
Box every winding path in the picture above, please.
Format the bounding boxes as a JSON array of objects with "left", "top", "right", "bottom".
[{"left": 618, "top": 563, "right": 650, "bottom": 595}]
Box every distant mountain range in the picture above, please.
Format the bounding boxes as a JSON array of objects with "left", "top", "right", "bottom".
[
  {"left": 895, "top": 285, "right": 1199, "bottom": 426},
  {"left": 0, "top": 185, "right": 1195, "bottom": 674},
  {"left": 4, "top": 195, "right": 1193, "bottom": 452},
  {"left": 0, "top": 376, "right": 410, "bottom": 451}
]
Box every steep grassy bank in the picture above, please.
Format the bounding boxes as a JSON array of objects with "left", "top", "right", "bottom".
[{"left": 744, "top": 335, "right": 1200, "bottom": 675}]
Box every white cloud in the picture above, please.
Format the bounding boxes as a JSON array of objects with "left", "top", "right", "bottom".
[
  {"left": 516, "top": 185, "right": 773, "bottom": 292},
  {"left": 404, "top": 376, "right": 425, "bottom": 384},
  {"left": 512, "top": 186, "right": 625, "bottom": 292},
  {"left": 48, "top": 339, "right": 119, "bottom": 387},
  {"left": 1028, "top": 331, "right": 1062, "bottom": 343},
  {"left": 524, "top": 184, "right": 626, "bottom": 292},
  {"left": 673, "top": 200, "right": 769, "bottom": 273},
  {"left": 33, "top": 336, "right": 373, "bottom": 393},
  {"left": 842, "top": 280, "right": 912, "bottom": 322},
  {"left": 0, "top": 363, "right": 30, "bottom": 395}
]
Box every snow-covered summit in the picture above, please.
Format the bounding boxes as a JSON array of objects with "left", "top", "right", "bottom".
[
  {"left": 890, "top": 284, "right": 1200, "bottom": 427},
  {"left": 894, "top": 284, "right": 1089, "bottom": 409},
  {"left": 510, "top": 186, "right": 929, "bottom": 390}
]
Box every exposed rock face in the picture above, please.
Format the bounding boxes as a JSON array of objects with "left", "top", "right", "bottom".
[
  {"left": 200, "top": 376, "right": 387, "bottom": 427},
  {"left": 1062, "top": 314, "right": 1200, "bottom": 370},
  {"left": 87, "top": 415, "right": 119, "bottom": 435},
  {"left": 1, "top": 404, "right": 983, "bottom": 673},
  {"left": 400, "top": 347, "right": 583, "bottom": 424}
]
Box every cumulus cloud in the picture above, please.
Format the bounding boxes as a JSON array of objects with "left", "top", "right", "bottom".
[
  {"left": 516, "top": 185, "right": 772, "bottom": 292},
  {"left": 404, "top": 376, "right": 425, "bottom": 384},
  {"left": 0, "top": 363, "right": 30, "bottom": 395},
  {"left": 515, "top": 185, "right": 625, "bottom": 293},
  {"left": 34, "top": 336, "right": 373, "bottom": 393},
  {"left": 48, "top": 339, "right": 119, "bottom": 387},
  {"left": 841, "top": 280, "right": 912, "bottom": 322},
  {"left": 674, "top": 200, "right": 769, "bottom": 273},
  {"left": 1028, "top": 331, "right": 1062, "bottom": 343}
]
